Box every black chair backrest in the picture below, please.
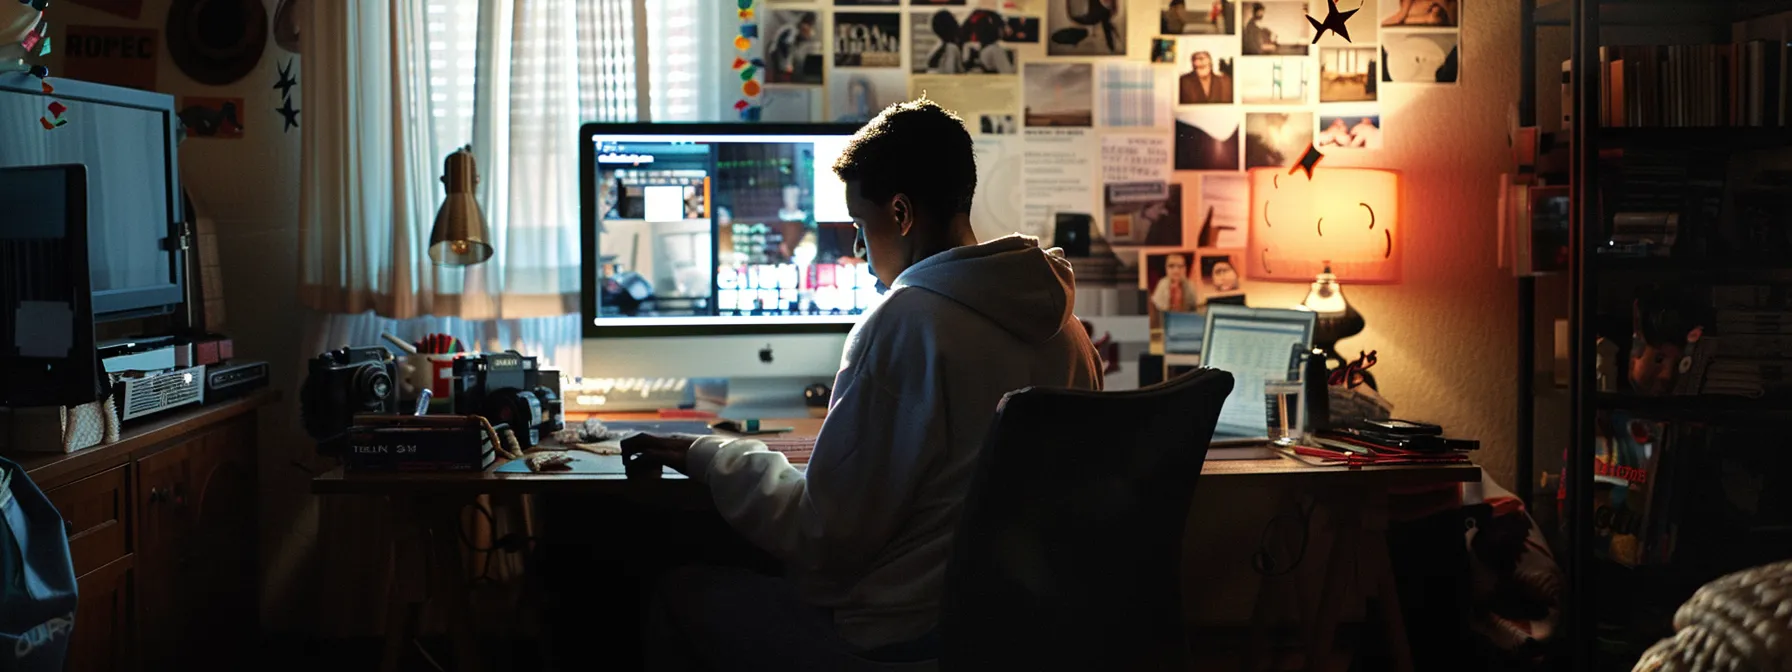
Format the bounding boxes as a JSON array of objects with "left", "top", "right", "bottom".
[{"left": 937, "top": 368, "right": 1234, "bottom": 671}]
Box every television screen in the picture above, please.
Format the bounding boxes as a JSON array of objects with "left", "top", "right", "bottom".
[{"left": 0, "top": 75, "right": 183, "bottom": 320}]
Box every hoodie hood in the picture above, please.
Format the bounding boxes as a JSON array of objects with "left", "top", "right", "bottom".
[{"left": 891, "top": 234, "right": 1079, "bottom": 344}]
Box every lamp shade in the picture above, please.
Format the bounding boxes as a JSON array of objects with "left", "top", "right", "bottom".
[
  {"left": 428, "top": 146, "right": 493, "bottom": 266},
  {"left": 1245, "top": 167, "right": 1400, "bottom": 283}
]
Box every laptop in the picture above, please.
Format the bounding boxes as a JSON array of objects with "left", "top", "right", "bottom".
[{"left": 1197, "top": 306, "right": 1317, "bottom": 459}]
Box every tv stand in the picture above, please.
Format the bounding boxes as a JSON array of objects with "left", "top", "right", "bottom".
[{"left": 4, "top": 390, "right": 276, "bottom": 669}]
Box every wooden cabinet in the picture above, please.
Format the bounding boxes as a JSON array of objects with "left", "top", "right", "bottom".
[
  {"left": 67, "top": 557, "right": 132, "bottom": 672},
  {"left": 46, "top": 467, "right": 133, "bottom": 672},
  {"left": 11, "top": 392, "right": 272, "bottom": 672},
  {"left": 135, "top": 416, "right": 259, "bottom": 668}
]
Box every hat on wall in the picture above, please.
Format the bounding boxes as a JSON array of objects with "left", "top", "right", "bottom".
[
  {"left": 273, "top": 0, "right": 301, "bottom": 53},
  {"left": 166, "top": 0, "right": 268, "bottom": 86}
]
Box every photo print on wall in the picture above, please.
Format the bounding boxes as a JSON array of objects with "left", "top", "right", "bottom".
[{"left": 912, "top": 8, "right": 1019, "bottom": 74}]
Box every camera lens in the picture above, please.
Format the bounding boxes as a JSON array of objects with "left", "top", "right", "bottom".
[{"left": 354, "top": 364, "right": 393, "bottom": 408}]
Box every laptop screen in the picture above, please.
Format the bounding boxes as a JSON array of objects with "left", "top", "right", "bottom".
[{"left": 1200, "top": 306, "right": 1316, "bottom": 439}]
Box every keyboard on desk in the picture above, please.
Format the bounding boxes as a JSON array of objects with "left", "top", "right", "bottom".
[
  {"left": 564, "top": 377, "right": 692, "bottom": 412},
  {"left": 760, "top": 436, "right": 817, "bottom": 464}
]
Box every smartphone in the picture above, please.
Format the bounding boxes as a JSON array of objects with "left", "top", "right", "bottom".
[
  {"left": 711, "top": 419, "right": 794, "bottom": 435},
  {"left": 1362, "top": 419, "right": 1442, "bottom": 436}
]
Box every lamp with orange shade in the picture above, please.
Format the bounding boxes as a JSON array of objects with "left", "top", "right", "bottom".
[{"left": 1245, "top": 167, "right": 1401, "bottom": 367}]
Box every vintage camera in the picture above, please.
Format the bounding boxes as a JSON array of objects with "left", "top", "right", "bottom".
[
  {"left": 301, "top": 346, "right": 400, "bottom": 451},
  {"left": 450, "top": 351, "right": 563, "bottom": 448}
]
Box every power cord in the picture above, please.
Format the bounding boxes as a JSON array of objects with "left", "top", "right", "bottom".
[
  {"left": 456, "top": 500, "right": 532, "bottom": 587},
  {"left": 1252, "top": 496, "right": 1316, "bottom": 577}
]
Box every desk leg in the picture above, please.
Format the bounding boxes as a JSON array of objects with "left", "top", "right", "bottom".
[
  {"left": 423, "top": 498, "right": 486, "bottom": 672},
  {"left": 382, "top": 500, "right": 427, "bottom": 672},
  {"left": 1305, "top": 490, "right": 1360, "bottom": 672},
  {"left": 1362, "top": 492, "right": 1414, "bottom": 672}
]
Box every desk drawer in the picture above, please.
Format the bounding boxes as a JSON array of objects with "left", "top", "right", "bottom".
[{"left": 44, "top": 465, "right": 131, "bottom": 577}]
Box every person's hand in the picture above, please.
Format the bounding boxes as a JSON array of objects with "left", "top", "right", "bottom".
[{"left": 619, "top": 432, "right": 705, "bottom": 475}]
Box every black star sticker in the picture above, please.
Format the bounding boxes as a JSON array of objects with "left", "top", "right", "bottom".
[
  {"left": 1290, "top": 144, "right": 1324, "bottom": 178},
  {"left": 274, "top": 59, "right": 298, "bottom": 99},
  {"left": 1307, "top": 0, "right": 1360, "bottom": 43},
  {"left": 276, "top": 97, "right": 300, "bottom": 132}
]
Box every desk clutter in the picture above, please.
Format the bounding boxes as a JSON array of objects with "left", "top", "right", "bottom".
[{"left": 303, "top": 341, "right": 566, "bottom": 471}]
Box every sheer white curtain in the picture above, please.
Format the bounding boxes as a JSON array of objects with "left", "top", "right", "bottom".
[
  {"left": 297, "top": 0, "right": 647, "bottom": 374},
  {"left": 297, "top": 0, "right": 739, "bottom": 374}
]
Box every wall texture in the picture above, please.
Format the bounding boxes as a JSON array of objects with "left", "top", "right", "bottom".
[{"left": 38, "top": 0, "right": 1523, "bottom": 634}]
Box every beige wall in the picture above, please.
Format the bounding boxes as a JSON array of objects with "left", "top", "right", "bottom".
[{"left": 39, "top": 0, "right": 1524, "bottom": 633}]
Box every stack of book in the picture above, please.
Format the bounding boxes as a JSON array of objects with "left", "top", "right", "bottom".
[
  {"left": 1677, "top": 286, "right": 1792, "bottom": 398},
  {"left": 1598, "top": 149, "right": 1728, "bottom": 259}
]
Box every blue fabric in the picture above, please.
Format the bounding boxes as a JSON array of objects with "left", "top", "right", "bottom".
[{"left": 0, "top": 457, "right": 77, "bottom": 672}]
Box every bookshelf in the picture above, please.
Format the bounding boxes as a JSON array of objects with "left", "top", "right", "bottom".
[
  {"left": 1535, "top": 0, "right": 1792, "bottom": 26},
  {"left": 1597, "top": 126, "right": 1792, "bottom": 147},
  {"left": 1522, "top": 1, "right": 1792, "bottom": 670}
]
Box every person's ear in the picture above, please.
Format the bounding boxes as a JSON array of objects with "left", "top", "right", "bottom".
[{"left": 891, "top": 194, "right": 915, "bottom": 237}]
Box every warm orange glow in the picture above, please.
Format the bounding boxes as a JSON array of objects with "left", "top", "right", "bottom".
[{"left": 1246, "top": 167, "right": 1401, "bottom": 283}]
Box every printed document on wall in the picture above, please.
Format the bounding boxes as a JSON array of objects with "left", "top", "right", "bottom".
[
  {"left": 972, "top": 135, "right": 1026, "bottom": 241},
  {"left": 1021, "top": 128, "right": 1096, "bottom": 237},
  {"left": 1100, "top": 134, "right": 1172, "bottom": 184}
]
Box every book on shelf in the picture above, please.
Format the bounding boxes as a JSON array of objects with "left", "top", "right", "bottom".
[
  {"left": 1564, "top": 412, "right": 1674, "bottom": 568},
  {"left": 1572, "top": 40, "right": 1789, "bottom": 129}
]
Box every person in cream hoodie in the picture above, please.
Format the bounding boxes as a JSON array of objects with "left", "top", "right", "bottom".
[{"left": 629, "top": 99, "right": 1103, "bottom": 670}]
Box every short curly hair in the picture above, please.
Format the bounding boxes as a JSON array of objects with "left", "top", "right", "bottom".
[{"left": 831, "top": 98, "right": 977, "bottom": 225}]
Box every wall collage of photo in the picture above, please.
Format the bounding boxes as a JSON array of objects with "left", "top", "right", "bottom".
[{"left": 749, "top": 0, "right": 1461, "bottom": 318}]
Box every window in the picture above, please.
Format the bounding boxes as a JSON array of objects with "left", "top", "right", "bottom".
[
  {"left": 425, "top": 0, "right": 480, "bottom": 164},
  {"left": 578, "top": 0, "right": 640, "bottom": 122},
  {"left": 647, "top": 0, "right": 700, "bottom": 121},
  {"left": 425, "top": 0, "right": 729, "bottom": 128}
]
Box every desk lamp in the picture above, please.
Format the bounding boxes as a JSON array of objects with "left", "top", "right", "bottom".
[
  {"left": 1245, "top": 166, "right": 1400, "bottom": 368},
  {"left": 428, "top": 145, "right": 493, "bottom": 266}
]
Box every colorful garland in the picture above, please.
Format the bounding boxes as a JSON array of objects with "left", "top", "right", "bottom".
[{"left": 733, "top": 0, "right": 763, "bottom": 121}]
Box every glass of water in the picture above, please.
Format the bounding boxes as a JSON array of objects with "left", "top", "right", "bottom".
[{"left": 1263, "top": 380, "right": 1304, "bottom": 446}]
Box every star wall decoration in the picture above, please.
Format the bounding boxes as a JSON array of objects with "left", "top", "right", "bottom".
[
  {"left": 1307, "top": 0, "right": 1360, "bottom": 43},
  {"left": 276, "top": 97, "right": 300, "bottom": 132},
  {"left": 273, "top": 59, "right": 298, "bottom": 99}
]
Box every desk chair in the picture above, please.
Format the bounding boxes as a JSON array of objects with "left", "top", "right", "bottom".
[{"left": 937, "top": 368, "right": 1235, "bottom": 671}]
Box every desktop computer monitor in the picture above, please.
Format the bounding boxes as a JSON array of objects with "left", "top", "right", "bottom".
[{"left": 579, "top": 122, "right": 875, "bottom": 384}]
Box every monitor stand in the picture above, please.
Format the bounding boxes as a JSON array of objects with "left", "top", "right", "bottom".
[{"left": 720, "top": 376, "right": 831, "bottom": 419}]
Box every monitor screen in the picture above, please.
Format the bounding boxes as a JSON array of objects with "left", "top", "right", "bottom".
[
  {"left": 582, "top": 124, "right": 883, "bottom": 333},
  {"left": 0, "top": 164, "right": 103, "bottom": 407}
]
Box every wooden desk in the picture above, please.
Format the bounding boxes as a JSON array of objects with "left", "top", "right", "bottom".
[
  {"left": 310, "top": 419, "right": 1479, "bottom": 672},
  {"left": 312, "top": 414, "right": 1479, "bottom": 495}
]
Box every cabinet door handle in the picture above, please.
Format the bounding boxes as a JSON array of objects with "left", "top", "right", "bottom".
[{"left": 149, "top": 487, "right": 168, "bottom": 503}]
